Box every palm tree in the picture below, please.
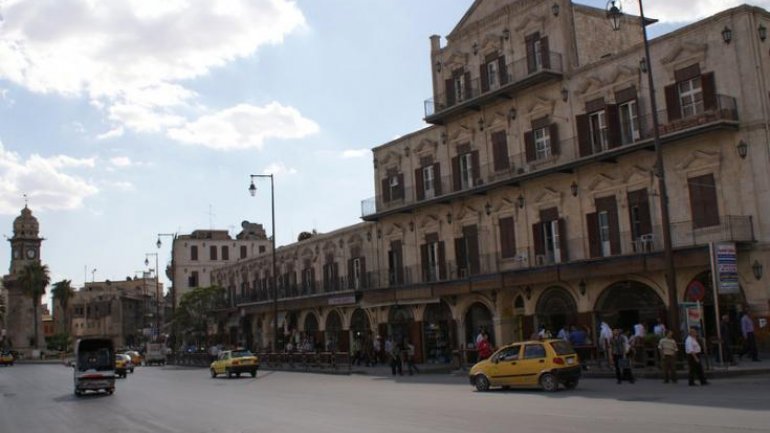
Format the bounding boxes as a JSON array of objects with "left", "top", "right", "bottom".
[
  {"left": 18, "top": 263, "right": 51, "bottom": 348},
  {"left": 51, "top": 279, "right": 74, "bottom": 335}
]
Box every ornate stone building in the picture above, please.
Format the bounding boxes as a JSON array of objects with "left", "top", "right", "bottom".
[
  {"left": 212, "top": 1, "right": 770, "bottom": 361},
  {"left": 2, "top": 205, "right": 45, "bottom": 354}
]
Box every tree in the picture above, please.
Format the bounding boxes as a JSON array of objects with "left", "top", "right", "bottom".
[
  {"left": 18, "top": 262, "right": 51, "bottom": 348},
  {"left": 51, "top": 279, "right": 74, "bottom": 335},
  {"left": 174, "top": 286, "right": 226, "bottom": 348}
]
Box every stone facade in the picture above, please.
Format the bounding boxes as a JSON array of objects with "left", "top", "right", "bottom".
[{"left": 208, "top": 1, "right": 770, "bottom": 362}]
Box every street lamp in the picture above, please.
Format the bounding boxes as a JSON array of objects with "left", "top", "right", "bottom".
[
  {"left": 145, "top": 252, "right": 160, "bottom": 342},
  {"left": 157, "top": 232, "right": 177, "bottom": 348},
  {"left": 607, "top": 0, "right": 680, "bottom": 334},
  {"left": 249, "top": 174, "right": 278, "bottom": 352}
]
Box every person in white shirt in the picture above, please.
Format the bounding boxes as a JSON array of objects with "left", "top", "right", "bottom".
[
  {"left": 653, "top": 319, "right": 666, "bottom": 337},
  {"left": 684, "top": 327, "right": 708, "bottom": 386}
]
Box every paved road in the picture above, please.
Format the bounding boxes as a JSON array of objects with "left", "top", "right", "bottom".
[{"left": 1, "top": 364, "right": 768, "bottom": 433}]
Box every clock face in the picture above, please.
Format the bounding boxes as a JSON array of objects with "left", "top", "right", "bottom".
[
  {"left": 12, "top": 248, "right": 20, "bottom": 259},
  {"left": 26, "top": 248, "right": 36, "bottom": 259}
]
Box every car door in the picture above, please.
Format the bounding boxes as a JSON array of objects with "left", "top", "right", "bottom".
[
  {"left": 215, "top": 352, "right": 230, "bottom": 374},
  {"left": 489, "top": 345, "right": 522, "bottom": 386},
  {"left": 514, "top": 343, "right": 548, "bottom": 386}
]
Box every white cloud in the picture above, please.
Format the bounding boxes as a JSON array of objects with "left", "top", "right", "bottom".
[
  {"left": 0, "top": 142, "right": 99, "bottom": 214},
  {"left": 109, "top": 156, "right": 132, "bottom": 167},
  {"left": 0, "top": 0, "right": 307, "bottom": 136},
  {"left": 106, "top": 181, "right": 135, "bottom": 192},
  {"left": 167, "top": 102, "right": 319, "bottom": 150},
  {"left": 341, "top": 149, "right": 370, "bottom": 159},
  {"left": 617, "top": 1, "right": 770, "bottom": 23},
  {"left": 263, "top": 162, "right": 298, "bottom": 176},
  {"left": 96, "top": 127, "right": 125, "bottom": 141}
]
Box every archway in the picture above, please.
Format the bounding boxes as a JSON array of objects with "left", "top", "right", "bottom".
[
  {"left": 684, "top": 271, "right": 746, "bottom": 345},
  {"left": 595, "top": 280, "right": 665, "bottom": 334},
  {"left": 350, "top": 309, "right": 372, "bottom": 362},
  {"left": 303, "top": 313, "right": 320, "bottom": 351},
  {"left": 325, "top": 310, "right": 345, "bottom": 352},
  {"left": 536, "top": 286, "right": 577, "bottom": 338},
  {"left": 423, "top": 301, "right": 454, "bottom": 364},
  {"left": 388, "top": 305, "right": 414, "bottom": 345},
  {"left": 464, "top": 302, "right": 494, "bottom": 348}
]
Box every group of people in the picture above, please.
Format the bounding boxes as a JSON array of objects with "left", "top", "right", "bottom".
[{"left": 384, "top": 336, "right": 419, "bottom": 376}]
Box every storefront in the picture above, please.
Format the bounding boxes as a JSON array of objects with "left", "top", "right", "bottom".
[
  {"left": 325, "top": 310, "right": 345, "bottom": 352},
  {"left": 422, "top": 301, "right": 454, "bottom": 364},
  {"left": 535, "top": 286, "right": 577, "bottom": 337},
  {"left": 303, "top": 313, "right": 320, "bottom": 350},
  {"left": 464, "top": 302, "right": 494, "bottom": 348},
  {"left": 684, "top": 271, "right": 745, "bottom": 346},
  {"left": 595, "top": 280, "right": 665, "bottom": 334},
  {"left": 388, "top": 305, "right": 414, "bottom": 345}
]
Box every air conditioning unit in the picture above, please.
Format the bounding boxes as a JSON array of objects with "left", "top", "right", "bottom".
[{"left": 535, "top": 254, "right": 546, "bottom": 266}]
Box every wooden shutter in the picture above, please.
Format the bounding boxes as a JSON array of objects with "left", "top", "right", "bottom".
[
  {"left": 445, "top": 78, "right": 455, "bottom": 107},
  {"left": 433, "top": 163, "right": 442, "bottom": 195},
  {"left": 549, "top": 123, "right": 560, "bottom": 155},
  {"left": 701, "top": 72, "right": 717, "bottom": 111},
  {"left": 452, "top": 156, "right": 462, "bottom": 191},
  {"left": 310, "top": 268, "right": 316, "bottom": 291},
  {"left": 628, "top": 189, "right": 652, "bottom": 236},
  {"left": 498, "top": 56, "right": 508, "bottom": 85},
  {"left": 415, "top": 167, "right": 425, "bottom": 201},
  {"left": 454, "top": 238, "right": 467, "bottom": 274},
  {"left": 464, "top": 72, "right": 472, "bottom": 100},
  {"left": 576, "top": 114, "right": 592, "bottom": 157},
  {"left": 381, "top": 178, "right": 391, "bottom": 203},
  {"left": 420, "top": 244, "right": 429, "bottom": 282},
  {"left": 347, "top": 259, "right": 355, "bottom": 289},
  {"left": 607, "top": 199, "right": 621, "bottom": 255},
  {"left": 471, "top": 150, "right": 480, "bottom": 185},
  {"left": 665, "top": 84, "right": 681, "bottom": 121},
  {"left": 586, "top": 212, "right": 601, "bottom": 258},
  {"left": 540, "top": 36, "right": 550, "bottom": 69},
  {"left": 332, "top": 263, "right": 339, "bottom": 290},
  {"left": 492, "top": 131, "right": 509, "bottom": 171},
  {"left": 360, "top": 257, "right": 367, "bottom": 289},
  {"left": 688, "top": 174, "right": 719, "bottom": 228},
  {"left": 532, "top": 222, "right": 545, "bottom": 257},
  {"left": 396, "top": 174, "right": 404, "bottom": 200},
  {"left": 438, "top": 241, "right": 447, "bottom": 280},
  {"left": 525, "top": 33, "right": 538, "bottom": 74},
  {"left": 499, "top": 217, "right": 516, "bottom": 259},
  {"left": 480, "top": 63, "right": 489, "bottom": 92},
  {"left": 606, "top": 104, "right": 621, "bottom": 148},
  {"left": 524, "top": 131, "right": 536, "bottom": 162},
  {"left": 557, "top": 218, "right": 568, "bottom": 261},
  {"left": 463, "top": 225, "right": 480, "bottom": 275}
]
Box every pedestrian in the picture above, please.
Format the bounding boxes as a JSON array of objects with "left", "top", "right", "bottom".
[
  {"left": 719, "top": 315, "right": 734, "bottom": 364},
  {"left": 537, "top": 325, "right": 552, "bottom": 340},
  {"left": 685, "top": 327, "right": 708, "bottom": 386},
  {"left": 609, "top": 328, "right": 634, "bottom": 384},
  {"left": 373, "top": 336, "right": 382, "bottom": 365},
  {"left": 352, "top": 337, "right": 362, "bottom": 366},
  {"left": 657, "top": 330, "right": 678, "bottom": 383},
  {"left": 475, "top": 326, "right": 486, "bottom": 346},
  {"left": 739, "top": 310, "right": 760, "bottom": 362},
  {"left": 557, "top": 325, "right": 571, "bottom": 341},
  {"left": 597, "top": 320, "right": 612, "bottom": 369},
  {"left": 653, "top": 318, "right": 667, "bottom": 337},
  {"left": 405, "top": 339, "right": 419, "bottom": 375},
  {"left": 477, "top": 333, "right": 492, "bottom": 360},
  {"left": 390, "top": 339, "right": 403, "bottom": 376}
]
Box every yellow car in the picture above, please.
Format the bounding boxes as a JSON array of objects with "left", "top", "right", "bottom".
[
  {"left": 0, "top": 351, "right": 14, "bottom": 366},
  {"left": 469, "top": 339, "right": 581, "bottom": 392},
  {"left": 123, "top": 350, "right": 142, "bottom": 366},
  {"left": 115, "top": 354, "right": 131, "bottom": 378},
  {"left": 210, "top": 349, "right": 259, "bottom": 378}
]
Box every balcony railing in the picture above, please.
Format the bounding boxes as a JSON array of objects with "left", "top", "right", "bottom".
[{"left": 424, "top": 52, "right": 564, "bottom": 119}]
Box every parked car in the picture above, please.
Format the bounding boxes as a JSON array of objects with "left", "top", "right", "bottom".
[
  {"left": 209, "top": 349, "right": 259, "bottom": 378},
  {"left": 0, "top": 351, "right": 14, "bottom": 366},
  {"left": 115, "top": 354, "right": 132, "bottom": 378},
  {"left": 469, "top": 339, "right": 581, "bottom": 392}
]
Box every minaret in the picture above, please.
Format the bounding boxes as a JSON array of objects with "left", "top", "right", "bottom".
[{"left": 2, "top": 204, "right": 44, "bottom": 354}]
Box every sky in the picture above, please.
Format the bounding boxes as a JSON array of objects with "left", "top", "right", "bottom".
[{"left": 0, "top": 0, "right": 768, "bottom": 304}]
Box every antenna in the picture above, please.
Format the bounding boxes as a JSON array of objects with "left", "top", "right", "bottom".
[
  {"left": 23, "top": 193, "right": 28, "bottom": 208},
  {"left": 207, "top": 204, "right": 215, "bottom": 229}
]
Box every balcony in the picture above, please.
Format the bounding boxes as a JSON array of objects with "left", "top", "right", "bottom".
[{"left": 424, "top": 52, "right": 564, "bottom": 124}]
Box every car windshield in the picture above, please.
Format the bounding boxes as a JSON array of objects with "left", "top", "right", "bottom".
[
  {"left": 232, "top": 350, "right": 253, "bottom": 358},
  {"left": 550, "top": 340, "right": 576, "bottom": 355}
]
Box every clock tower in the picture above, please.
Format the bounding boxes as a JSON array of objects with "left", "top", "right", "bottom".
[{"left": 2, "top": 205, "right": 44, "bottom": 354}]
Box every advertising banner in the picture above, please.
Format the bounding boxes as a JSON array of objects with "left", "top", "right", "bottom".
[{"left": 714, "top": 242, "right": 739, "bottom": 294}]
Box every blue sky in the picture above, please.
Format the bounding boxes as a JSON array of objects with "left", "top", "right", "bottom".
[{"left": 0, "top": 0, "right": 765, "bottom": 301}]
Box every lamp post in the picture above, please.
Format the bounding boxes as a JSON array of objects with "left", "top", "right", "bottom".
[
  {"left": 145, "top": 253, "right": 160, "bottom": 342},
  {"left": 249, "top": 174, "right": 278, "bottom": 352},
  {"left": 157, "top": 232, "right": 177, "bottom": 348},
  {"left": 607, "top": 0, "right": 680, "bottom": 334}
]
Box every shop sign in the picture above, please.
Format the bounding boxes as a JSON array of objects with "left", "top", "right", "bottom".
[
  {"left": 713, "top": 242, "right": 739, "bottom": 294},
  {"left": 328, "top": 295, "right": 356, "bottom": 306}
]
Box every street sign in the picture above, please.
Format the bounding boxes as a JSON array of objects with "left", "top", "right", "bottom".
[{"left": 713, "top": 242, "right": 739, "bottom": 294}]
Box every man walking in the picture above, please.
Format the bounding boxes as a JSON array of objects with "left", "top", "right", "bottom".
[
  {"left": 740, "top": 310, "right": 760, "bottom": 362},
  {"left": 609, "top": 328, "right": 634, "bottom": 384},
  {"left": 657, "top": 330, "right": 678, "bottom": 383},
  {"left": 685, "top": 327, "right": 708, "bottom": 386}
]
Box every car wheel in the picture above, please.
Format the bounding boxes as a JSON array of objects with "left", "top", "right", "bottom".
[
  {"left": 108, "top": 388, "right": 114, "bottom": 395},
  {"left": 227, "top": 369, "right": 233, "bottom": 378},
  {"left": 540, "top": 373, "right": 558, "bottom": 392},
  {"left": 474, "top": 374, "right": 491, "bottom": 392},
  {"left": 74, "top": 390, "right": 82, "bottom": 397},
  {"left": 235, "top": 372, "right": 241, "bottom": 378},
  {"left": 564, "top": 379, "right": 579, "bottom": 390},
  {"left": 250, "top": 370, "right": 257, "bottom": 378},
  {"left": 210, "top": 368, "right": 217, "bottom": 378}
]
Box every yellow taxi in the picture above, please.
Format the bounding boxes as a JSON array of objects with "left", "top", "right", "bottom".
[
  {"left": 210, "top": 349, "right": 259, "bottom": 378},
  {"left": 115, "top": 354, "right": 132, "bottom": 378},
  {"left": 123, "top": 350, "right": 142, "bottom": 366},
  {"left": 469, "top": 339, "right": 580, "bottom": 392},
  {"left": 0, "top": 351, "right": 14, "bottom": 366}
]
